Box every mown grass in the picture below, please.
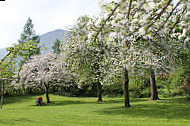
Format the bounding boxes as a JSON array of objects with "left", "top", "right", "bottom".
[{"left": 0, "top": 95, "right": 190, "bottom": 126}]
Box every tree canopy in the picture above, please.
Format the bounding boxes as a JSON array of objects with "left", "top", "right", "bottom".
[
  {"left": 14, "top": 54, "right": 71, "bottom": 103},
  {"left": 62, "top": 0, "right": 190, "bottom": 106}
]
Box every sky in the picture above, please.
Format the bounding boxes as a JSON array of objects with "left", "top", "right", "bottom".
[
  {"left": 0, "top": 0, "right": 179, "bottom": 49},
  {"left": 0, "top": 0, "right": 103, "bottom": 49}
]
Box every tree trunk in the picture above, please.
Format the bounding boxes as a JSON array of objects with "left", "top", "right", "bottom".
[
  {"left": 97, "top": 81, "right": 103, "bottom": 102},
  {"left": 1, "top": 82, "right": 4, "bottom": 109},
  {"left": 44, "top": 82, "right": 51, "bottom": 103},
  {"left": 124, "top": 68, "right": 131, "bottom": 108},
  {"left": 150, "top": 69, "right": 160, "bottom": 100}
]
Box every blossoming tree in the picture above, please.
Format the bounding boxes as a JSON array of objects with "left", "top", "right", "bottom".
[
  {"left": 15, "top": 54, "right": 71, "bottom": 103},
  {"left": 97, "top": 0, "right": 189, "bottom": 104},
  {"left": 63, "top": 16, "right": 115, "bottom": 102},
  {"left": 63, "top": 0, "right": 189, "bottom": 107}
]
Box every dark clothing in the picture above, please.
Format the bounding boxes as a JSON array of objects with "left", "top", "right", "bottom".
[{"left": 36, "top": 97, "right": 43, "bottom": 105}]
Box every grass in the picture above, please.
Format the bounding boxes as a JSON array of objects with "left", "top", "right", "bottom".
[{"left": 0, "top": 95, "right": 190, "bottom": 126}]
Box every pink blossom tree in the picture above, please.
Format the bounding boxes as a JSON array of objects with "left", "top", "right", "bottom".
[{"left": 15, "top": 54, "right": 71, "bottom": 103}]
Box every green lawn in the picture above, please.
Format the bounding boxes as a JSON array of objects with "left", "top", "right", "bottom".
[{"left": 0, "top": 95, "right": 189, "bottom": 126}]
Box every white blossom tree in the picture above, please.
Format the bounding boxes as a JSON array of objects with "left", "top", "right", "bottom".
[
  {"left": 14, "top": 54, "right": 71, "bottom": 103},
  {"left": 62, "top": 0, "right": 189, "bottom": 107},
  {"left": 98, "top": 0, "right": 189, "bottom": 103},
  {"left": 62, "top": 16, "right": 114, "bottom": 102}
]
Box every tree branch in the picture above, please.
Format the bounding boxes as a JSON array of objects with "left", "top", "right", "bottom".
[
  {"left": 0, "top": 78, "right": 17, "bottom": 81},
  {"left": 154, "top": 1, "right": 181, "bottom": 36},
  {"left": 93, "top": 3, "right": 120, "bottom": 42},
  {"left": 127, "top": 0, "right": 133, "bottom": 20},
  {"left": 147, "top": 0, "right": 173, "bottom": 29},
  {"left": 0, "top": 47, "right": 14, "bottom": 65},
  {"left": 169, "top": 6, "right": 187, "bottom": 34}
]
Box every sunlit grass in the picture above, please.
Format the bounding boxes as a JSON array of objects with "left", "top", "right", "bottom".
[{"left": 0, "top": 95, "right": 189, "bottom": 126}]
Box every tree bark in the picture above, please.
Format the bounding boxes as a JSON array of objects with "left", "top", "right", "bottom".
[
  {"left": 97, "top": 81, "right": 103, "bottom": 102},
  {"left": 44, "top": 82, "right": 51, "bottom": 103},
  {"left": 1, "top": 82, "right": 4, "bottom": 109},
  {"left": 149, "top": 69, "right": 160, "bottom": 100},
  {"left": 124, "top": 68, "right": 131, "bottom": 108}
]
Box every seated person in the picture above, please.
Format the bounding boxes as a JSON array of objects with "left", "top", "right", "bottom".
[{"left": 35, "top": 97, "right": 43, "bottom": 105}]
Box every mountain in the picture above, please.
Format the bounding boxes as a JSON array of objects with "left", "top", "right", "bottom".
[
  {"left": 40, "top": 29, "right": 69, "bottom": 54},
  {"left": 0, "top": 29, "right": 69, "bottom": 59}
]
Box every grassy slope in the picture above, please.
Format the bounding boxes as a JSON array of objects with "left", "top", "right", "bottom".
[{"left": 0, "top": 95, "right": 189, "bottom": 126}]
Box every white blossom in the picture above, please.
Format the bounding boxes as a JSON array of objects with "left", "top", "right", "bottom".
[{"left": 139, "top": 27, "right": 146, "bottom": 35}]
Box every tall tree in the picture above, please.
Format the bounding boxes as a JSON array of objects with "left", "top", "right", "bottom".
[
  {"left": 17, "top": 18, "right": 41, "bottom": 90},
  {"left": 18, "top": 17, "right": 40, "bottom": 61},
  {"left": 18, "top": 17, "right": 40, "bottom": 45},
  {"left": 52, "top": 39, "right": 62, "bottom": 54},
  {"left": 63, "top": 15, "right": 113, "bottom": 102}
]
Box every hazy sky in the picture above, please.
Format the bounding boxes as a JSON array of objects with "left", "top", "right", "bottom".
[
  {"left": 0, "top": 0, "right": 179, "bottom": 49},
  {"left": 0, "top": 0, "right": 103, "bottom": 49}
]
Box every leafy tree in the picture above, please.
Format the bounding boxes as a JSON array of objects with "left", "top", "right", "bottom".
[
  {"left": 18, "top": 17, "right": 40, "bottom": 45},
  {"left": 52, "top": 39, "right": 62, "bottom": 54},
  {"left": 0, "top": 41, "right": 42, "bottom": 108},
  {"left": 14, "top": 54, "right": 71, "bottom": 103},
  {"left": 173, "top": 39, "right": 190, "bottom": 92},
  {"left": 17, "top": 18, "right": 41, "bottom": 92},
  {"left": 18, "top": 17, "right": 40, "bottom": 63},
  {"left": 0, "top": 44, "right": 21, "bottom": 109}
]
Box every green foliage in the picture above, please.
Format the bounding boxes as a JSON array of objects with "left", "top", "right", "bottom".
[
  {"left": 129, "top": 76, "right": 151, "bottom": 98},
  {"left": 171, "top": 38, "right": 190, "bottom": 93},
  {"left": 18, "top": 40, "right": 40, "bottom": 62},
  {"left": 0, "top": 40, "right": 40, "bottom": 83},
  {"left": 0, "top": 44, "right": 21, "bottom": 80},
  {"left": 52, "top": 39, "right": 62, "bottom": 54},
  {"left": 18, "top": 17, "right": 40, "bottom": 65},
  {"left": 171, "top": 68, "right": 190, "bottom": 93},
  {"left": 156, "top": 74, "right": 181, "bottom": 97},
  {"left": 18, "top": 17, "right": 40, "bottom": 45},
  {"left": 103, "top": 83, "right": 123, "bottom": 97},
  {"left": 0, "top": 62, "right": 15, "bottom": 79}
]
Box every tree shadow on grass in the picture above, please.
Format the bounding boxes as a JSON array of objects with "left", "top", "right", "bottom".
[
  {"left": 29, "top": 100, "right": 96, "bottom": 107},
  {"left": 0, "top": 118, "right": 34, "bottom": 125},
  {"left": 30, "top": 97, "right": 150, "bottom": 107},
  {"left": 3, "top": 95, "right": 40, "bottom": 105},
  {"left": 103, "top": 98, "right": 148, "bottom": 104},
  {"left": 46, "top": 100, "right": 90, "bottom": 106},
  {"left": 95, "top": 98, "right": 190, "bottom": 120}
]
